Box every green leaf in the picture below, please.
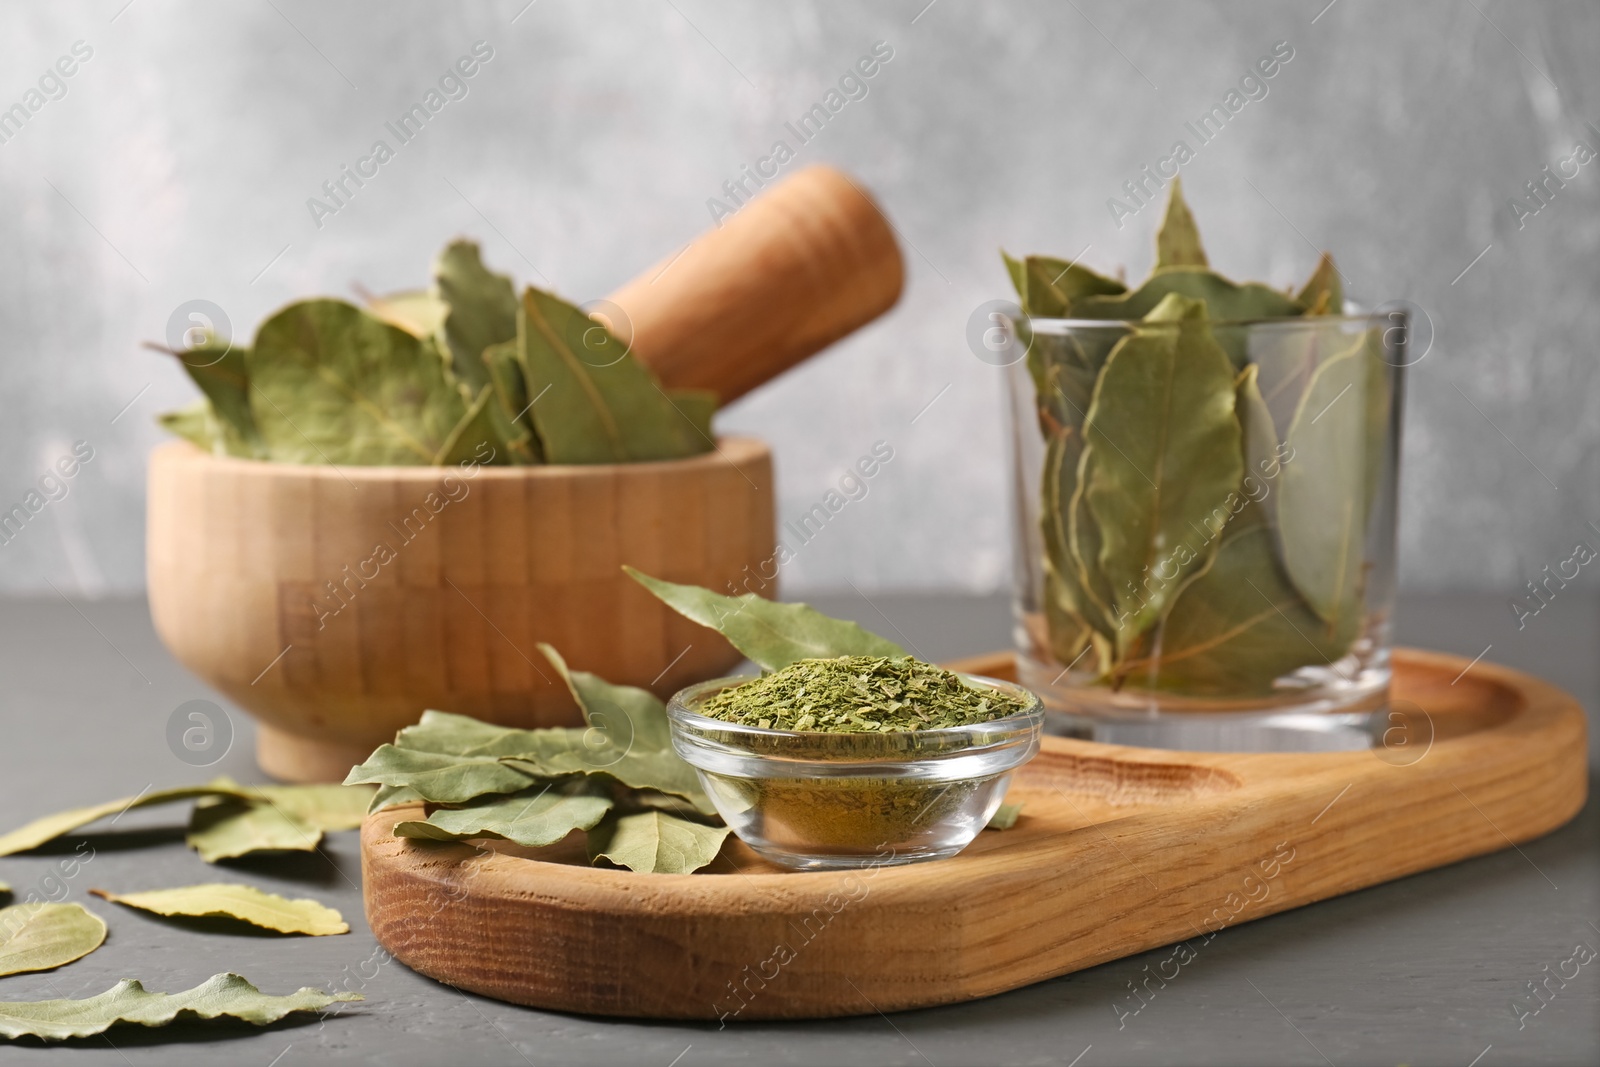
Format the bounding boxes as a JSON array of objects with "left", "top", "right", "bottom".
[
  {"left": 1124, "top": 507, "right": 1357, "bottom": 695},
  {"left": 482, "top": 339, "right": 540, "bottom": 463},
  {"left": 0, "top": 781, "right": 250, "bottom": 857},
  {"left": 434, "top": 383, "right": 509, "bottom": 466},
  {"left": 393, "top": 785, "right": 614, "bottom": 848},
  {"left": 1276, "top": 339, "right": 1370, "bottom": 629},
  {"left": 90, "top": 884, "right": 348, "bottom": 936},
  {"left": 1071, "top": 266, "right": 1304, "bottom": 325},
  {"left": 0, "top": 904, "right": 106, "bottom": 977},
  {"left": 393, "top": 710, "right": 589, "bottom": 758},
  {"left": 986, "top": 801, "right": 1023, "bottom": 831},
  {"left": 1155, "top": 178, "right": 1208, "bottom": 269},
  {"left": 248, "top": 298, "right": 470, "bottom": 465},
  {"left": 157, "top": 400, "right": 220, "bottom": 453},
  {"left": 1295, "top": 252, "right": 1343, "bottom": 315},
  {"left": 362, "top": 289, "right": 448, "bottom": 340},
  {"left": 1040, "top": 430, "right": 1110, "bottom": 651},
  {"left": 586, "top": 811, "right": 730, "bottom": 874},
  {"left": 666, "top": 388, "right": 718, "bottom": 449},
  {"left": 0, "top": 973, "right": 360, "bottom": 1041},
  {"left": 1236, "top": 364, "right": 1281, "bottom": 534},
  {"left": 538, "top": 643, "right": 673, "bottom": 751},
  {"left": 369, "top": 783, "right": 424, "bottom": 814},
  {"left": 1006, "top": 253, "right": 1126, "bottom": 317},
  {"left": 1079, "top": 294, "right": 1243, "bottom": 655},
  {"left": 517, "top": 286, "right": 710, "bottom": 464},
  {"left": 343, "top": 745, "right": 541, "bottom": 805},
  {"left": 185, "top": 783, "right": 374, "bottom": 862},
  {"left": 151, "top": 341, "right": 264, "bottom": 457},
  {"left": 433, "top": 240, "right": 519, "bottom": 395},
  {"left": 624, "top": 566, "right": 907, "bottom": 670}
]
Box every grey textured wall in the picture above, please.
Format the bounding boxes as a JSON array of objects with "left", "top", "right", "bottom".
[{"left": 0, "top": 1, "right": 1595, "bottom": 597}]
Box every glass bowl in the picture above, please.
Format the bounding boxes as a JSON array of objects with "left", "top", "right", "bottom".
[{"left": 666, "top": 674, "right": 1044, "bottom": 871}]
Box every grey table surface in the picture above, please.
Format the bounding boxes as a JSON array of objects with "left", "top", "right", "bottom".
[{"left": 0, "top": 591, "right": 1594, "bottom": 1067}]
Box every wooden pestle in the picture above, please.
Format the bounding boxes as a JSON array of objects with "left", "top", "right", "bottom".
[{"left": 605, "top": 166, "right": 904, "bottom": 404}]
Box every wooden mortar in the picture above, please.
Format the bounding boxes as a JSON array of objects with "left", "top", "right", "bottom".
[{"left": 146, "top": 166, "right": 903, "bottom": 781}]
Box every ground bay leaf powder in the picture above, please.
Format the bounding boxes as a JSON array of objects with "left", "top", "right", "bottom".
[{"left": 697, "top": 656, "right": 1031, "bottom": 733}]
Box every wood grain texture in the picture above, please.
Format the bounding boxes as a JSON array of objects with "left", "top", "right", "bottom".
[
  {"left": 607, "top": 165, "right": 904, "bottom": 404},
  {"left": 360, "top": 648, "right": 1587, "bottom": 1020},
  {"left": 147, "top": 438, "right": 774, "bottom": 782}
]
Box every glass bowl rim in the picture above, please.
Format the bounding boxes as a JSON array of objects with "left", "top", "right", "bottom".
[
  {"left": 666, "top": 671, "right": 1044, "bottom": 743},
  {"left": 1022, "top": 310, "right": 1394, "bottom": 330}
]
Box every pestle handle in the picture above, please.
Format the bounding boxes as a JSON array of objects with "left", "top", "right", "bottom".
[{"left": 606, "top": 166, "right": 904, "bottom": 404}]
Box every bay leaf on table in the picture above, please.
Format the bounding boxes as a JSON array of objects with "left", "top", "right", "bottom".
[
  {"left": 1154, "top": 177, "right": 1208, "bottom": 269},
  {"left": 185, "top": 782, "right": 375, "bottom": 863},
  {"left": 90, "top": 884, "right": 348, "bottom": 936},
  {"left": 393, "top": 785, "right": 614, "bottom": 848},
  {"left": 586, "top": 810, "right": 731, "bottom": 874},
  {"left": 625, "top": 566, "right": 907, "bottom": 671},
  {"left": 0, "top": 903, "right": 106, "bottom": 977},
  {"left": 0, "top": 781, "right": 251, "bottom": 857},
  {"left": 343, "top": 745, "right": 542, "bottom": 805},
  {"left": 1276, "top": 337, "right": 1371, "bottom": 630},
  {"left": 538, "top": 643, "right": 673, "bottom": 751},
  {"left": 516, "top": 286, "right": 708, "bottom": 463},
  {"left": 1295, "top": 251, "right": 1343, "bottom": 315},
  {"left": 0, "top": 973, "right": 360, "bottom": 1041},
  {"left": 247, "top": 298, "right": 469, "bottom": 465},
  {"left": 433, "top": 239, "right": 518, "bottom": 395},
  {"left": 1119, "top": 503, "right": 1358, "bottom": 696},
  {"left": 1079, "top": 293, "right": 1243, "bottom": 655}
]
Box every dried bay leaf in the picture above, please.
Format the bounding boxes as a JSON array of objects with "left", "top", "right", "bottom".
[
  {"left": 1236, "top": 364, "right": 1281, "bottom": 534},
  {"left": 482, "top": 339, "right": 540, "bottom": 463},
  {"left": 0, "top": 973, "right": 360, "bottom": 1041},
  {"left": 150, "top": 341, "right": 264, "bottom": 458},
  {"left": 185, "top": 783, "right": 374, "bottom": 862},
  {"left": 433, "top": 239, "right": 518, "bottom": 395},
  {"left": 433, "top": 383, "right": 509, "bottom": 465},
  {"left": 363, "top": 289, "right": 448, "bottom": 340},
  {"left": 1155, "top": 177, "right": 1208, "bottom": 269},
  {"left": 517, "top": 286, "right": 708, "bottom": 463},
  {"left": 0, "top": 903, "right": 106, "bottom": 977},
  {"left": 1080, "top": 294, "right": 1243, "bottom": 654},
  {"left": 1071, "top": 267, "right": 1303, "bottom": 328},
  {"left": 0, "top": 781, "right": 251, "bottom": 857},
  {"left": 986, "top": 802, "right": 1023, "bottom": 831},
  {"left": 1003, "top": 253, "right": 1126, "bottom": 317},
  {"left": 625, "top": 566, "right": 907, "bottom": 670},
  {"left": 667, "top": 388, "right": 719, "bottom": 448},
  {"left": 1295, "top": 252, "right": 1343, "bottom": 315},
  {"left": 248, "top": 298, "right": 469, "bottom": 465},
  {"left": 157, "top": 399, "right": 221, "bottom": 454},
  {"left": 394, "top": 786, "right": 614, "bottom": 848},
  {"left": 343, "top": 745, "right": 542, "bottom": 805},
  {"left": 1040, "top": 430, "right": 1110, "bottom": 650},
  {"left": 1276, "top": 339, "right": 1369, "bottom": 629},
  {"left": 90, "top": 884, "right": 348, "bottom": 936},
  {"left": 586, "top": 811, "right": 730, "bottom": 875},
  {"left": 539, "top": 643, "right": 673, "bottom": 751}
]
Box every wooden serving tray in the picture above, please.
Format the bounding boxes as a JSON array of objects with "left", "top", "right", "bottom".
[{"left": 360, "top": 648, "right": 1587, "bottom": 1020}]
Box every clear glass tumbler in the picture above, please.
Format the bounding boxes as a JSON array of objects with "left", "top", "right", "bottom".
[{"left": 1007, "top": 311, "right": 1405, "bottom": 749}]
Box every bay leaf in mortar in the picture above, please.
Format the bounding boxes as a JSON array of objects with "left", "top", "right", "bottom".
[
  {"left": 157, "top": 399, "right": 220, "bottom": 454},
  {"left": 248, "top": 298, "right": 468, "bottom": 465},
  {"left": 433, "top": 239, "right": 518, "bottom": 395},
  {"left": 1080, "top": 294, "right": 1242, "bottom": 655},
  {"left": 1276, "top": 338, "right": 1370, "bottom": 630},
  {"left": 666, "top": 388, "right": 719, "bottom": 449},
  {"left": 363, "top": 288, "right": 448, "bottom": 340},
  {"left": 1003, "top": 252, "right": 1127, "bottom": 318},
  {"left": 586, "top": 811, "right": 731, "bottom": 875},
  {"left": 1071, "top": 268, "right": 1303, "bottom": 329},
  {"left": 393, "top": 786, "right": 614, "bottom": 848},
  {"left": 0, "top": 973, "right": 360, "bottom": 1041},
  {"left": 625, "top": 566, "right": 907, "bottom": 670},
  {"left": 516, "top": 286, "right": 708, "bottom": 463},
  {"left": 1154, "top": 177, "right": 1208, "bottom": 269},
  {"left": 0, "top": 903, "right": 106, "bottom": 977},
  {"left": 150, "top": 340, "right": 264, "bottom": 457},
  {"left": 90, "top": 884, "right": 348, "bottom": 936},
  {"left": 482, "top": 338, "right": 540, "bottom": 463}
]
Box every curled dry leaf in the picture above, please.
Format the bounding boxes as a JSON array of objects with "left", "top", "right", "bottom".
[
  {"left": 0, "top": 903, "right": 106, "bottom": 977},
  {"left": 90, "top": 884, "right": 348, "bottom": 936}
]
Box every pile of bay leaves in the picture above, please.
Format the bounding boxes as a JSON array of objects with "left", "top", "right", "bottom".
[
  {"left": 346, "top": 568, "right": 933, "bottom": 872},
  {"left": 157, "top": 240, "right": 716, "bottom": 466},
  {"left": 1004, "top": 181, "right": 1391, "bottom": 697}
]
